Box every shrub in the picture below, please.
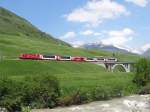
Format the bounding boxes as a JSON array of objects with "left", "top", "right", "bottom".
[
  {"left": 22, "top": 75, "right": 60, "bottom": 108},
  {"left": 21, "top": 106, "right": 31, "bottom": 112},
  {"left": 0, "top": 77, "right": 22, "bottom": 111},
  {"left": 134, "top": 58, "right": 150, "bottom": 86},
  {"left": 92, "top": 86, "right": 112, "bottom": 100},
  {"left": 0, "top": 75, "right": 60, "bottom": 112},
  {"left": 111, "top": 85, "right": 124, "bottom": 97},
  {"left": 58, "top": 90, "right": 92, "bottom": 106},
  {"left": 138, "top": 83, "right": 150, "bottom": 94}
]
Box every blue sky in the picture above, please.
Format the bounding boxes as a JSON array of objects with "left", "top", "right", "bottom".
[{"left": 0, "top": 0, "right": 150, "bottom": 53}]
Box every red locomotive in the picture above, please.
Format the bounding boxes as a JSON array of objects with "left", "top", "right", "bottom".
[{"left": 19, "top": 54, "right": 43, "bottom": 60}]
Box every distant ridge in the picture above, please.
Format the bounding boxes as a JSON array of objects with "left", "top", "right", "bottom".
[{"left": 80, "top": 42, "right": 131, "bottom": 54}]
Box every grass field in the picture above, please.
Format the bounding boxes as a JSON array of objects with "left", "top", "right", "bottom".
[{"left": 0, "top": 60, "right": 138, "bottom": 98}]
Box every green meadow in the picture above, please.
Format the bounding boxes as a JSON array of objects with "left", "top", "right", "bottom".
[{"left": 0, "top": 60, "right": 138, "bottom": 97}]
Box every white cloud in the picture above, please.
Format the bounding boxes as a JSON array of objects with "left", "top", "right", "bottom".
[
  {"left": 65, "top": 28, "right": 135, "bottom": 51},
  {"left": 80, "top": 30, "right": 101, "bottom": 36},
  {"left": 65, "top": 0, "right": 129, "bottom": 26},
  {"left": 141, "top": 43, "right": 150, "bottom": 51},
  {"left": 94, "top": 32, "right": 102, "bottom": 36},
  {"left": 70, "top": 41, "right": 85, "bottom": 48},
  {"left": 80, "top": 30, "right": 93, "bottom": 36},
  {"left": 131, "top": 49, "right": 142, "bottom": 54},
  {"left": 129, "top": 43, "right": 150, "bottom": 54},
  {"left": 101, "top": 28, "right": 134, "bottom": 46},
  {"left": 60, "top": 31, "right": 76, "bottom": 39},
  {"left": 125, "top": 0, "right": 148, "bottom": 7}
]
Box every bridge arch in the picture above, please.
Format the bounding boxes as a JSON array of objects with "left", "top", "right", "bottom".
[
  {"left": 112, "top": 64, "right": 127, "bottom": 72},
  {"left": 112, "top": 64, "right": 130, "bottom": 72}
]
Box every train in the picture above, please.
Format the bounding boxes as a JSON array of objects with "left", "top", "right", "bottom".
[{"left": 19, "top": 54, "right": 118, "bottom": 62}]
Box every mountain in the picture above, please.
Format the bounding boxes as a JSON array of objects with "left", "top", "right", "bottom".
[
  {"left": 80, "top": 43, "right": 130, "bottom": 54},
  {"left": 0, "top": 7, "right": 70, "bottom": 46},
  {"left": 143, "top": 48, "right": 150, "bottom": 57},
  {"left": 0, "top": 7, "right": 76, "bottom": 57}
]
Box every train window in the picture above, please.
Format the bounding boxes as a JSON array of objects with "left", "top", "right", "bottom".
[
  {"left": 97, "top": 58, "right": 105, "bottom": 60},
  {"left": 43, "top": 55, "right": 55, "bottom": 58},
  {"left": 107, "top": 58, "right": 117, "bottom": 61},
  {"left": 87, "top": 58, "right": 94, "bottom": 60},
  {"left": 61, "top": 56, "right": 71, "bottom": 59}
]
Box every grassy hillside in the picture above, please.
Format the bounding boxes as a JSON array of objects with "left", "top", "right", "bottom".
[
  {"left": 0, "top": 60, "right": 138, "bottom": 97},
  {"left": 0, "top": 7, "right": 69, "bottom": 46}
]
